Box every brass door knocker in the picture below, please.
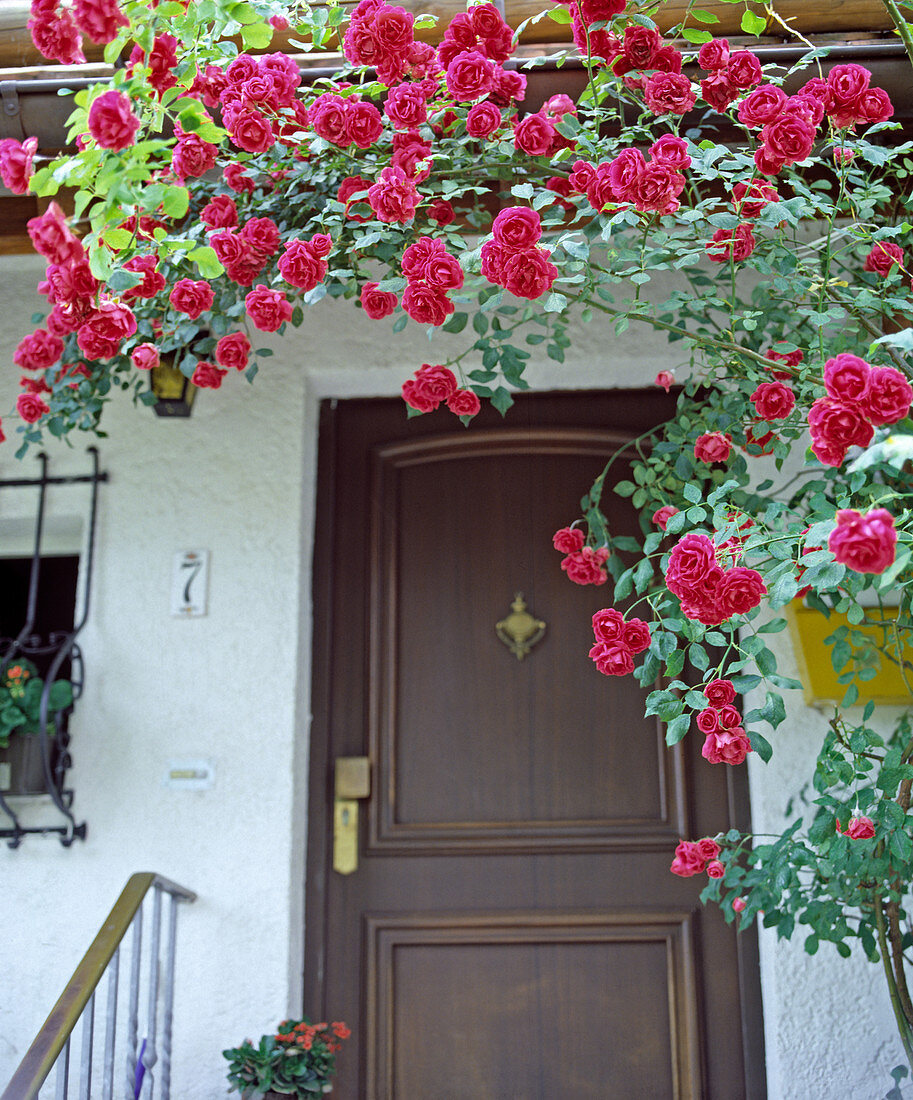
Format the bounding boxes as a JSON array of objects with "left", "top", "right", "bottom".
[{"left": 495, "top": 593, "right": 546, "bottom": 660}]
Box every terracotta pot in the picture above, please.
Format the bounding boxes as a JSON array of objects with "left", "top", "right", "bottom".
[{"left": 0, "top": 732, "right": 52, "bottom": 795}]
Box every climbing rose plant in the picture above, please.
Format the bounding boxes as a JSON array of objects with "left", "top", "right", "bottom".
[{"left": 5, "top": 0, "right": 913, "bottom": 1075}]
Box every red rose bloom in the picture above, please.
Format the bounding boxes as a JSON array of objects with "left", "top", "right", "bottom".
[
  {"left": 553, "top": 526, "right": 584, "bottom": 554},
  {"left": 16, "top": 392, "right": 50, "bottom": 423},
  {"left": 702, "top": 727, "right": 752, "bottom": 765},
  {"left": 841, "top": 816, "right": 876, "bottom": 839},
  {"left": 591, "top": 607, "right": 625, "bottom": 641},
  {"left": 652, "top": 505, "right": 678, "bottom": 530},
  {"left": 466, "top": 100, "right": 502, "bottom": 138},
  {"left": 445, "top": 50, "right": 496, "bottom": 101},
  {"left": 501, "top": 249, "right": 558, "bottom": 300},
  {"left": 863, "top": 367, "right": 913, "bottom": 425},
  {"left": 278, "top": 238, "right": 329, "bottom": 292},
  {"left": 696, "top": 709, "right": 720, "bottom": 735},
  {"left": 751, "top": 381, "right": 796, "bottom": 421},
  {"left": 76, "top": 298, "right": 137, "bottom": 360},
  {"left": 169, "top": 279, "right": 214, "bottom": 320},
  {"left": 698, "top": 38, "right": 729, "bottom": 71},
  {"left": 649, "top": 135, "right": 690, "bottom": 169},
  {"left": 726, "top": 50, "right": 763, "bottom": 91},
  {"left": 589, "top": 643, "right": 634, "bottom": 676},
  {"left": 643, "top": 72, "right": 696, "bottom": 116},
  {"left": 368, "top": 166, "right": 420, "bottom": 224},
  {"left": 828, "top": 508, "right": 897, "bottom": 574},
  {"left": 670, "top": 840, "right": 707, "bottom": 877},
  {"left": 492, "top": 207, "right": 542, "bottom": 251},
  {"left": 215, "top": 332, "right": 251, "bottom": 371},
  {"left": 447, "top": 389, "right": 481, "bottom": 416},
  {"left": 14, "top": 329, "right": 64, "bottom": 371},
  {"left": 88, "top": 90, "right": 140, "bottom": 151},
  {"left": 228, "top": 107, "right": 274, "bottom": 154},
  {"left": 122, "top": 255, "right": 165, "bottom": 301},
  {"left": 246, "top": 286, "right": 293, "bottom": 332},
  {"left": 760, "top": 114, "right": 817, "bottom": 166},
  {"left": 807, "top": 396, "right": 874, "bottom": 466},
  {"left": 823, "top": 353, "right": 871, "bottom": 402},
  {"left": 191, "top": 362, "right": 228, "bottom": 389},
  {"left": 562, "top": 546, "right": 609, "bottom": 586},
  {"left": 360, "top": 282, "right": 399, "bottom": 319},
  {"left": 706, "top": 224, "right": 755, "bottom": 263},
  {"left": 401, "top": 363, "right": 458, "bottom": 412},
  {"left": 402, "top": 284, "right": 454, "bottom": 325},
  {"left": 694, "top": 431, "right": 732, "bottom": 463},
  {"left": 704, "top": 678, "right": 736, "bottom": 707},
  {"left": 131, "top": 343, "right": 160, "bottom": 371},
  {"left": 513, "top": 113, "right": 556, "bottom": 157},
  {"left": 0, "top": 136, "right": 38, "bottom": 194},
  {"left": 864, "top": 241, "right": 904, "bottom": 277},
  {"left": 718, "top": 567, "right": 767, "bottom": 617}
]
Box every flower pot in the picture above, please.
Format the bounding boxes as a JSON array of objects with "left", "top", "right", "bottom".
[{"left": 0, "top": 732, "right": 52, "bottom": 795}]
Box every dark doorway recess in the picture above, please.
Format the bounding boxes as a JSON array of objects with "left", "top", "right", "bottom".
[{"left": 306, "top": 390, "right": 766, "bottom": 1100}]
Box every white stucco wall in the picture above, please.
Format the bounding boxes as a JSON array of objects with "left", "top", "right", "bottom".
[{"left": 0, "top": 252, "right": 906, "bottom": 1098}]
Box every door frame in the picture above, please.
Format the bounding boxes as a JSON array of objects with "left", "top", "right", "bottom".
[{"left": 303, "top": 390, "right": 767, "bottom": 1097}]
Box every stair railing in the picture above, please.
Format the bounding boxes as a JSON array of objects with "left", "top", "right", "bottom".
[{"left": 1, "top": 873, "right": 196, "bottom": 1100}]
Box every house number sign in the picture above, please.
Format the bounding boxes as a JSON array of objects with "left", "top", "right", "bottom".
[{"left": 170, "top": 550, "right": 210, "bottom": 617}]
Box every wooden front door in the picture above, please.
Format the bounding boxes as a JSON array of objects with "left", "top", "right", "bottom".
[{"left": 306, "top": 391, "right": 766, "bottom": 1100}]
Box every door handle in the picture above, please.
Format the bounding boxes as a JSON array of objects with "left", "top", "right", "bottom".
[{"left": 333, "top": 757, "right": 370, "bottom": 875}]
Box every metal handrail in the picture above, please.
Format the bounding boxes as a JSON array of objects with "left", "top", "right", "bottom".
[{"left": 1, "top": 873, "right": 196, "bottom": 1100}]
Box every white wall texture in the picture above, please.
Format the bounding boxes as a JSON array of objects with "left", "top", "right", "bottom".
[{"left": 0, "top": 252, "right": 905, "bottom": 1098}]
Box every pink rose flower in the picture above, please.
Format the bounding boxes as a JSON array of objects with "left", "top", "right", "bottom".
[
  {"left": 445, "top": 50, "right": 495, "bottom": 101},
  {"left": 500, "top": 249, "right": 558, "bottom": 300},
  {"left": 131, "top": 343, "right": 160, "bottom": 371},
  {"left": 554, "top": 527, "right": 585, "bottom": 554},
  {"left": 732, "top": 897, "right": 747, "bottom": 912},
  {"left": 16, "top": 392, "right": 50, "bottom": 423},
  {"left": 591, "top": 607, "right": 625, "bottom": 642},
  {"left": 368, "top": 166, "right": 420, "bottom": 224},
  {"left": 702, "top": 726, "right": 752, "bottom": 765},
  {"left": 215, "top": 332, "right": 251, "bottom": 371},
  {"left": 655, "top": 370, "right": 674, "bottom": 392},
  {"left": 694, "top": 431, "right": 732, "bottom": 463},
  {"left": 828, "top": 508, "right": 897, "bottom": 574},
  {"left": 401, "top": 363, "right": 458, "bottom": 412},
  {"left": 14, "top": 329, "right": 64, "bottom": 371},
  {"left": 698, "top": 38, "right": 730, "bottom": 71},
  {"left": 402, "top": 284, "right": 454, "bottom": 326},
  {"left": 670, "top": 840, "right": 706, "bottom": 877},
  {"left": 513, "top": 113, "right": 556, "bottom": 157},
  {"left": 278, "top": 238, "right": 329, "bottom": 292},
  {"left": 750, "top": 381, "right": 796, "bottom": 421},
  {"left": 466, "top": 100, "right": 502, "bottom": 138},
  {"left": 246, "top": 286, "right": 293, "bottom": 331},
  {"left": 696, "top": 708, "right": 720, "bottom": 734},
  {"left": 201, "top": 195, "right": 239, "bottom": 229},
  {"left": 361, "top": 282, "right": 399, "bottom": 320},
  {"left": 706, "top": 860, "right": 725, "bottom": 878},
  {"left": 0, "top": 136, "right": 38, "bottom": 194},
  {"left": 863, "top": 366, "right": 913, "bottom": 426},
  {"left": 807, "top": 396, "right": 874, "bottom": 466},
  {"left": 704, "top": 678, "right": 735, "bottom": 707},
  {"left": 726, "top": 50, "right": 763, "bottom": 90},
  {"left": 447, "top": 389, "right": 481, "bottom": 417},
  {"left": 840, "top": 815, "right": 876, "bottom": 839},
  {"left": 719, "top": 567, "right": 767, "bottom": 618},
  {"left": 652, "top": 505, "right": 678, "bottom": 530},
  {"left": 76, "top": 298, "right": 137, "bottom": 360},
  {"left": 589, "top": 643, "right": 634, "bottom": 677},
  {"left": 643, "top": 72, "right": 696, "bottom": 116},
  {"left": 561, "top": 546, "right": 609, "bottom": 586},
  {"left": 864, "top": 241, "right": 904, "bottom": 277},
  {"left": 191, "top": 362, "right": 228, "bottom": 389},
  {"left": 623, "top": 617, "right": 652, "bottom": 654},
  {"left": 732, "top": 180, "right": 779, "bottom": 218},
  {"left": 87, "top": 90, "right": 140, "bottom": 151},
  {"left": 169, "top": 279, "right": 214, "bottom": 320},
  {"left": 649, "top": 135, "right": 690, "bottom": 170},
  {"left": 492, "top": 207, "right": 543, "bottom": 251}
]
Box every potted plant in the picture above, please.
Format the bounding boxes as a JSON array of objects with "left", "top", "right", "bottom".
[
  {"left": 224, "top": 1019, "right": 350, "bottom": 1098},
  {"left": 0, "top": 658, "right": 74, "bottom": 794}
]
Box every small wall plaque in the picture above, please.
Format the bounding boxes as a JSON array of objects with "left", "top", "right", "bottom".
[{"left": 171, "top": 550, "right": 210, "bottom": 617}]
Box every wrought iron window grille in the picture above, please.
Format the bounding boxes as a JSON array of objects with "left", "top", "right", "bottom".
[{"left": 0, "top": 447, "right": 107, "bottom": 848}]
